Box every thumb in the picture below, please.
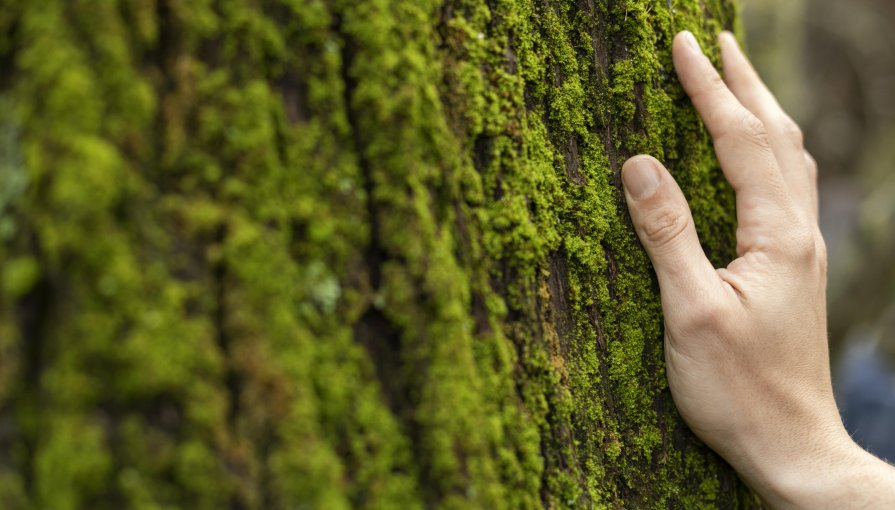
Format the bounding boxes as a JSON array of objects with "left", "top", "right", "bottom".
[{"left": 622, "top": 156, "right": 720, "bottom": 300}]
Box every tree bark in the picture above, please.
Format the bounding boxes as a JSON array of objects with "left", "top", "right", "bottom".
[{"left": 0, "top": 0, "right": 757, "bottom": 508}]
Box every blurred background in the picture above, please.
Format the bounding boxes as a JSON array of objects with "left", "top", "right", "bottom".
[{"left": 743, "top": 0, "right": 895, "bottom": 461}]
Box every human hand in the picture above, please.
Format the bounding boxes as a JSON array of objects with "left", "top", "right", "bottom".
[{"left": 622, "top": 31, "right": 895, "bottom": 508}]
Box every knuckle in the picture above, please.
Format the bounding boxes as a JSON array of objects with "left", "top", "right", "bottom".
[
  {"left": 683, "top": 301, "right": 726, "bottom": 334},
  {"left": 788, "top": 227, "right": 817, "bottom": 262},
  {"left": 737, "top": 110, "right": 770, "bottom": 146},
  {"left": 804, "top": 151, "right": 818, "bottom": 179},
  {"left": 779, "top": 116, "right": 804, "bottom": 148},
  {"left": 641, "top": 207, "right": 690, "bottom": 250},
  {"left": 718, "top": 108, "right": 770, "bottom": 149}
]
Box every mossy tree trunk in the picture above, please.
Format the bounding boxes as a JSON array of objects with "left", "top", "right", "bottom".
[{"left": 0, "top": 0, "right": 757, "bottom": 508}]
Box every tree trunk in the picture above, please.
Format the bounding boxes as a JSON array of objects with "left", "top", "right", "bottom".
[{"left": 0, "top": 0, "right": 757, "bottom": 508}]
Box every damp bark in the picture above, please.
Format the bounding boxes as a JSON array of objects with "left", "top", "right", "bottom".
[{"left": 0, "top": 0, "right": 758, "bottom": 508}]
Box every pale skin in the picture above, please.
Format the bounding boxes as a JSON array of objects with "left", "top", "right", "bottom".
[{"left": 622, "top": 31, "right": 895, "bottom": 508}]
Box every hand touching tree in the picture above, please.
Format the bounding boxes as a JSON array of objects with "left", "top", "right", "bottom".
[{"left": 622, "top": 31, "right": 895, "bottom": 509}]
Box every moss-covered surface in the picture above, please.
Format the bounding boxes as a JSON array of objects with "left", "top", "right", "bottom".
[{"left": 0, "top": 0, "right": 757, "bottom": 508}]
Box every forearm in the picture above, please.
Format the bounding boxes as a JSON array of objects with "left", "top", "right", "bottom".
[
  {"left": 748, "top": 432, "right": 895, "bottom": 509},
  {"left": 721, "top": 390, "right": 895, "bottom": 509}
]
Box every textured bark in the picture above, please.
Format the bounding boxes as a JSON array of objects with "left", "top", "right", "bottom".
[{"left": 0, "top": 0, "right": 758, "bottom": 508}]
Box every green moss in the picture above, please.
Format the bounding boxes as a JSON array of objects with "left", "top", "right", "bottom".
[{"left": 0, "top": 0, "right": 756, "bottom": 508}]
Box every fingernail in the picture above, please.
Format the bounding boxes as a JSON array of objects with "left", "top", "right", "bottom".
[
  {"left": 622, "top": 158, "right": 661, "bottom": 200},
  {"left": 683, "top": 31, "right": 701, "bottom": 53}
]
